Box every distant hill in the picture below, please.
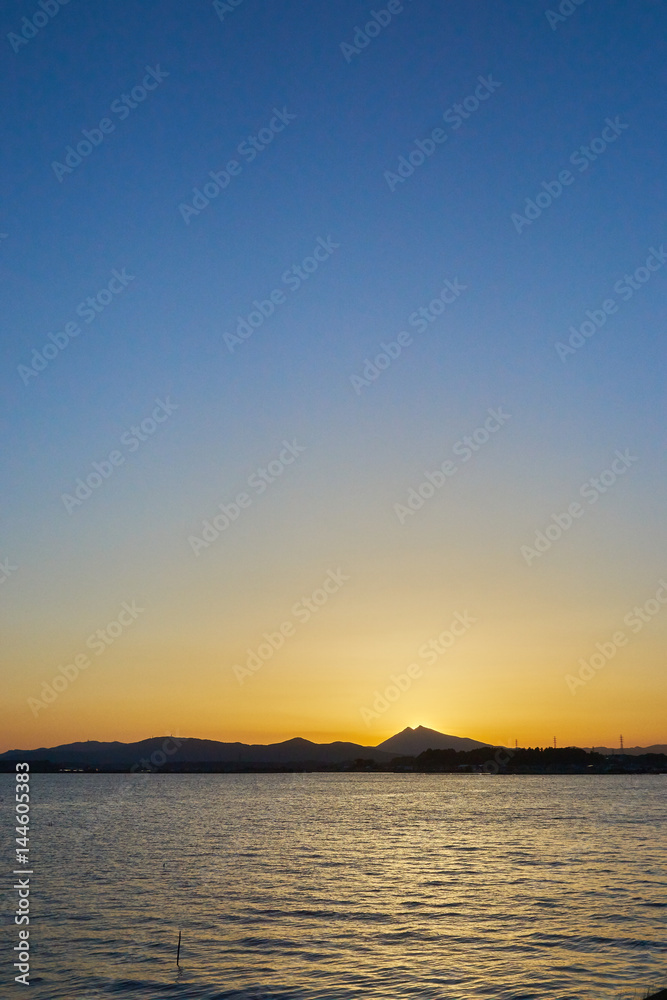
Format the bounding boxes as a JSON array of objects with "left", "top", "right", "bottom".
[
  {"left": 583, "top": 744, "right": 667, "bottom": 757},
  {"left": 377, "top": 726, "right": 492, "bottom": 755},
  {"left": 0, "top": 735, "right": 397, "bottom": 770}
]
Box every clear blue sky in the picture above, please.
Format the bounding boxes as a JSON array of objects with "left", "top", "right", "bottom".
[{"left": 1, "top": 0, "right": 666, "bottom": 750}]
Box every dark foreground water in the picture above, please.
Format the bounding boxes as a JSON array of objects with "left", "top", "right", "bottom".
[{"left": 0, "top": 773, "right": 665, "bottom": 1000}]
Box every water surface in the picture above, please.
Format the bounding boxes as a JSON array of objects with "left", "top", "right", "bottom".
[{"left": 0, "top": 773, "right": 665, "bottom": 999}]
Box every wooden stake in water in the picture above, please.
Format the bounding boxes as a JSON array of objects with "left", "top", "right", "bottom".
[{"left": 176, "top": 930, "right": 181, "bottom": 967}]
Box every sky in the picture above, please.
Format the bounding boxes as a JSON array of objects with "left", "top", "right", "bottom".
[{"left": 1, "top": 0, "right": 666, "bottom": 753}]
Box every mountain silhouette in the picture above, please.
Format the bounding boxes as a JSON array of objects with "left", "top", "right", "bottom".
[
  {"left": 377, "top": 725, "right": 491, "bottom": 755},
  {"left": 1, "top": 729, "right": 662, "bottom": 770},
  {"left": 0, "top": 735, "right": 396, "bottom": 770}
]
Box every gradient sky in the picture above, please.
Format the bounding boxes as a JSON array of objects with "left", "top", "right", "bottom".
[{"left": 2, "top": 0, "right": 666, "bottom": 752}]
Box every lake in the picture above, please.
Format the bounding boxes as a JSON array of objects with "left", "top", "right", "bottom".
[{"left": 1, "top": 773, "right": 665, "bottom": 999}]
